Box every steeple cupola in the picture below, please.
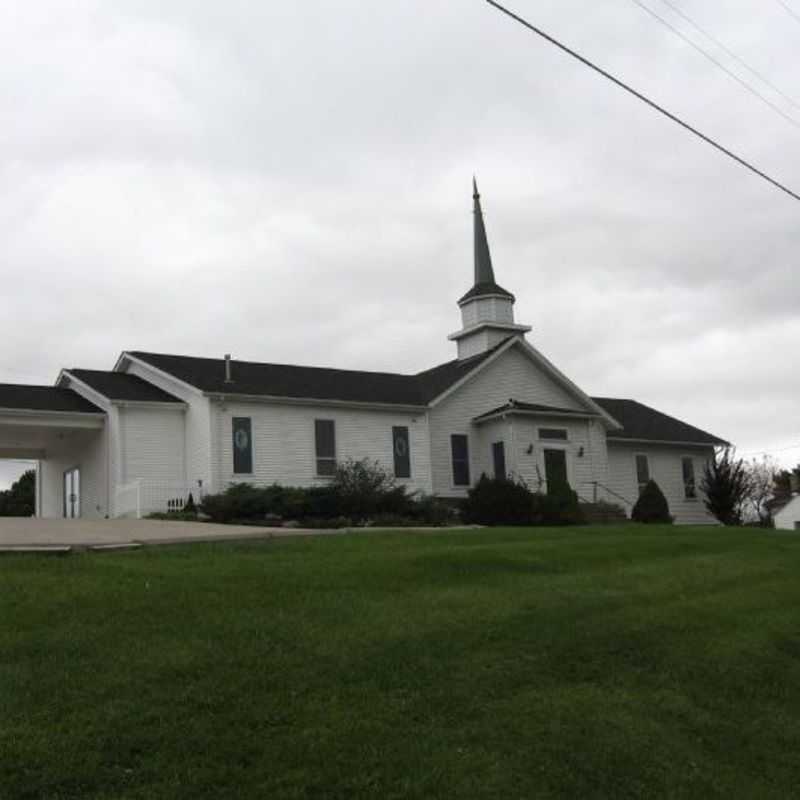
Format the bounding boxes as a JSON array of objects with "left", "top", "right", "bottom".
[{"left": 448, "top": 179, "right": 531, "bottom": 359}]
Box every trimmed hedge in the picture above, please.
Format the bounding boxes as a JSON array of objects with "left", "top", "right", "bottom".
[
  {"left": 631, "top": 479, "right": 673, "bottom": 524},
  {"left": 198, "top": 459, "right": 453, "bottom": 526},
  {"left": 462, "top": 475, "right": 584, "bottom": 526}
]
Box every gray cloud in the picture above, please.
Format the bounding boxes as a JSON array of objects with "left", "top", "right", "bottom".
[{"left": 1, "top": 0, "right": 799, "bottom": 487}]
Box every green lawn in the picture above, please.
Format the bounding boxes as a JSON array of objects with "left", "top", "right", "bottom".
[{"left": 2, "top": 526, "right": 800, "bottom": 799}]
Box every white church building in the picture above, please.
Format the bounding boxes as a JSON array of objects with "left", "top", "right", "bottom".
[{"left": 0, "top": 183, "right": 727, "bottom": 523}]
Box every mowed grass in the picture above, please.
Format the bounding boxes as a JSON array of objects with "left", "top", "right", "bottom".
[{"left": 2, "top": 526, "right": 800, "bottom": 799}]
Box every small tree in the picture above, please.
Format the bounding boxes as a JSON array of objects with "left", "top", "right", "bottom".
[
  {"left": 772, "top": 464, "right": 800, "bottom": 506},
  {"left": 701, "top": 447, "right": 749, "bottom": 526},
  {"left": 631, "top": 479, "right": 672, "bottom": 524},
  {"left": 331, "top": 458, "right": 406, "bottom": 519},
  {"left": 742, "top": 456, "right": 777, "bottom": 526}
]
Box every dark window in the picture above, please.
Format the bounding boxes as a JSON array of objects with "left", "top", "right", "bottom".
[
  {"left": 492, "top": 441, "right": 506, "bottom": 480},
  {"left": 636, "top": 454, "right": 650, "bottom": 494},
  {"left": 539, "top": 428, "right": 568, "bottom": 441},
  {"left": 451, "top": 434, "right": 470, "bottom": 486},
  {"left": 232, "top": 417, "right": 253, "bottom": 474},
  {"left": 544, "top": 448, "right": 568, "bottom": 494},
  {"left": 392, "top": 426, "right": 411, "bottom": 478},
  {"left": 315, "top": 419, "right": 336, "bottom": 476},
  {"left": 682, "top": 457, "right": 696, "bottom": 499}
]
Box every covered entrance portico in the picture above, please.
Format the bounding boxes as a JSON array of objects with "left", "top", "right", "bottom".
[{"left": 0, "top": 386, "right": 107, "bottom": 518}]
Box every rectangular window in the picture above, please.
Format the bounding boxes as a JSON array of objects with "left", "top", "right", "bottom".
[
  {"left": 539, "top": 428, "right": 568, "bottom": 441},
  {"left": 232, "top": 417, "right": 253, "bottom": 474},
  {"left": 682, "top": 457, "right": 697, "bottom": 499},
  {"left": 492, "top": 441, "right": 506, "bottom": 480},
  {"left": 635, "top": 454, "right": 650, "bottom": 495},
  {"left": 392, "top": 426, "right": 411, "bottom": 478},
  {"left": 451, "top": 434, "right": 470, "bottom": 486},
  {"left": 315, "top": 419, "right": 336, "bottom": 476}
]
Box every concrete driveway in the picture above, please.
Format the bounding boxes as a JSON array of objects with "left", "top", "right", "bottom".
[{"left": 0, "top": 518, "right": 334, "bottom": 550}]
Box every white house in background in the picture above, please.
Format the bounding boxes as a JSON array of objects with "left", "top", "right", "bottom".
[
  {"left": 0, "top": 182, "right": 729, "bottom": 522},
  {"left": 774, "top": 496, "right": 800, "bottom": 530}
]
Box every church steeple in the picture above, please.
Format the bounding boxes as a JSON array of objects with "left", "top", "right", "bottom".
[
  {"left": 473, "top": 177, "right": 496, "bottom": 285},
  {"left": 459, "top": 178, "right": 515, "bottom": 306},
  {"left": 448, "top": 179, "right": 531, "bottom": 360}
]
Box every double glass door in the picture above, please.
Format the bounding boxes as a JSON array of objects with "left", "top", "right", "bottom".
[{"left": 63, "top": 468, "right": 80, "bottom": 518}]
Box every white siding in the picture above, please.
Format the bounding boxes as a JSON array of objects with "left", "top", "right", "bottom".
[
  {"left": 775, "top": 497, "right": 800, "bottom": 530},
  {"left": 606, "top": 442, "right": 716, "bottom": 524},
  {"left": 428, "top": 343, "right": 606, "bottom": 497},
  {"left": 118, "top": 407, "right": 185, "bottom": 484},
  {"left": 509, "top": 417, "right": 609, "bottom": 501},
  {"left": 460, "top": 297, "right": 515, "bottom": 327},
  {"left": 39, "top": 428, "right": 108, "bottom": 518},
  {"left": 210, "top": 400, "right": 433, "bottom": 494},
  {"left": 123, "top": 360, "right": 213, "bottom": 490}
]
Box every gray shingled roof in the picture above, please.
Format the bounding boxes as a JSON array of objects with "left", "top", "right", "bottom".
[
  {"left": 128, "top": 342, "right": 508, "bottom": 406},
  {"left": 68, "top": 370, "right": 183, "bottom": 403},
  {"left": 0, "top": 384, "right": 102, "bottom": 414},
  {"left": 123, "top": 347, "right": 727, "bottom": 446},
  {"left": 592, "top": 397, "right": 727, "bottom": 446}
]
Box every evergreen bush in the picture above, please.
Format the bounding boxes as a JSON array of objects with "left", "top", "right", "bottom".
[
  {"left": 462, "top": 475, "right": 534, "bottom": 525},
  {"left": 631, "top": 479, "right": 673, "bottom": 524}
]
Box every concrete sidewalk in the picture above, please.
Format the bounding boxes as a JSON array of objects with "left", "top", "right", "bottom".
[{"left": 0, "top": 518, "right": 339, "bottom": 550}]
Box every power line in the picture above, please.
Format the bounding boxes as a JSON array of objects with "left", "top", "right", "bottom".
[
  {"left": 775, "top": 0, "right": 800, "bottom": 25},
  {"left": 631, "top": 0, "right": 800, "bottom": 131},
  {"left": 654, "top": 0, "right": 800, "bottom": 115},
  {"left": 482, "top": 0, "right": 800, "bottom": 203}
]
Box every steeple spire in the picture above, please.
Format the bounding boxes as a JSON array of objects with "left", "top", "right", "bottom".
[
  {"left": 449, "top": 179, "right": 531, "bottom": 359},
  {"left": 473, "top": 177, "right": 496, "bottom": 285}
]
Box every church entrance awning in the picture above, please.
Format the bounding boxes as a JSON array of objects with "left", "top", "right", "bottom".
[{"left": 0, "top": 385, "right": 105, "bottom": 459}]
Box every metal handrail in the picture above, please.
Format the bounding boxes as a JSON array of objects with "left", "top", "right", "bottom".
[{"left": 582, "top": 481, "right": 634, "bottom": 507}]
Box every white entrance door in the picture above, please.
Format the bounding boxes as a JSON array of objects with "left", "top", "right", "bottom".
[{"left": 63, "top": 467, "right": 81, "bottom": 518}]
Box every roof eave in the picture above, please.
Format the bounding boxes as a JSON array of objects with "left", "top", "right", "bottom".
[
  {"left": 204, "top": 391, "right": 426, "bottom": 413},
  {"left": 606, "top": 436, "right": 728, "bottom": 448}
]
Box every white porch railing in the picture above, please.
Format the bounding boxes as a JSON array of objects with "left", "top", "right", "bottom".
[{"left": 114, "top": 481, "right": 200, "bottom": 519}]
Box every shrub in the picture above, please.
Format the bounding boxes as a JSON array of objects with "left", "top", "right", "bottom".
[
  {"left": 200, "top": 483, "right": 266, "bottom": 522},
  {"left": 463, "top": 475, "right": 534, "bottom": 525},
  {"left": 184, "top": 493, "right": 197, "bottom": 514},
  {"left": 331, "top": 458, "right": 410, "bottom": 519},
  {"left": 145, "top": 511, "right": 202, "bottom": 522},
  {"left": 532, "top": 484, "right": 584, "bottom": 526},
  {"left": 701, "top": 447, "right": 749, "bottom": 526},
  {"left": 407, "top": 494, "right": 455, "bottom": 526},
  {"left": 631, "top": 479, "right": 673, "bottom": 524},
  {"left": 578, "top": 500, "right": 628, "bottom": 524}
]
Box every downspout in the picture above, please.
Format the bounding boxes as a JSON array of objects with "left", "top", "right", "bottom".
[
  {"left": 508, "top": 413, "right": 516, "bottom": 481},
  {"left": 105, "top": 414, "right": 111, "bottom": 518}
]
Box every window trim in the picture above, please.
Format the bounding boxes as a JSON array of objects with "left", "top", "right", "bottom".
[
  {"left": 392, "top": 425, "right": 412, "bottom": 480},
  {"left": 538, "top": 427, "right": 569, "bottom": 441},
  {"left": 314, "top": 418, "right": 337, "bottom": 478},
  {"left": 232, "top": 416, "right": 255, "bottom": 476},
  {"left": 681, "top": 455, "right": 698, "bottom": 501},
  {"left": 450, "top": 433, "right": 471, "bottom": 488},
  {"left": 634, "top": 452, "right": 650, "bottom": 495}
]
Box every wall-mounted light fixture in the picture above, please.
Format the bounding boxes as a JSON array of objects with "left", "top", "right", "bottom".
[
  {"left": 578, "top": 446, "right": 585, "bottom": 458},
  {"left": 526, "top": 444, "right": 533, "bottom": 455}
]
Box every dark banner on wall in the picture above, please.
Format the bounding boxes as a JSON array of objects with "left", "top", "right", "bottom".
[
  {"left": 232, "top": 417, "right": 253, "bottom": 474},
  {"left": 392, "top": 426, "right": 410, "bottom": 478}
]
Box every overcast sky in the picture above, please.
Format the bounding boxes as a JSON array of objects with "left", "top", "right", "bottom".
[{"left": 1, "top": 0, "right": 799, "bottom": 489}]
